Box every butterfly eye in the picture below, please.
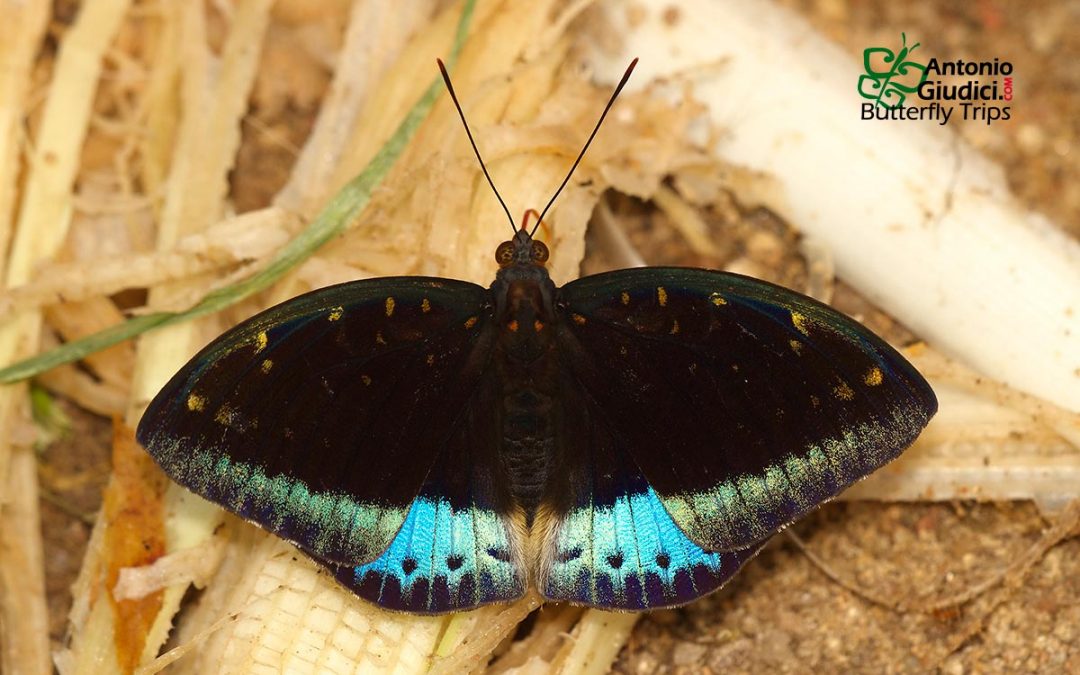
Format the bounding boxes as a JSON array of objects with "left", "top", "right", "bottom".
[
  {"left": 531, "top": 241, "right": 549, "bottom": 263},
  {"left": 495, "top": 241, "right": 515, "bottom": 266}
]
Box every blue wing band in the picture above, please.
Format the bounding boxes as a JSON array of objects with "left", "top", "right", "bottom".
[
  {"left": 541, "top": 441, "right": 761, "bottom": 609},
  {"left": 332, "top": 495, "right": 523, "bottom": 613}
]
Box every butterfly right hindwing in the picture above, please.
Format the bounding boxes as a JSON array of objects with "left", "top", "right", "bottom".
[{"left": 539, "top": 363, "right": 763, "bottom": 609}]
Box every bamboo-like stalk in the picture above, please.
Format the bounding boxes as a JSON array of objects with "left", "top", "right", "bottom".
[
  {"left": 64, "top": 2, "right": 276, "bottom": 672},
  {"left": 0, "top": 0, "right": 50, "bottom": 278},
  {"left": 0, "top": 2, "right": 131, "bottom": 674}
]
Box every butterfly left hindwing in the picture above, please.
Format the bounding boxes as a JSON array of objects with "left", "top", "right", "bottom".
[{"left": 330, "top": 369, "right": 527, "bottom": 613}]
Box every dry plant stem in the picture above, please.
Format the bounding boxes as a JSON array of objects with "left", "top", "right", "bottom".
[
  {"left": 36, "top": 364, "right": 129, "bottom": 418},
  {"left": 45, "top": 298, "right": 134, "bottom": 388},
  {"left": 651, "top": 184, "right": 721, "bottom": 258},
  {"left": 0, "top": 2, "right": 130, "bottom": 674},
  {"left": 64, "top": 2, "right": 275, "bottom": 672},
  {"left": 592, "top": 198, "right": 646, "bottom": 268},
  {"left": 551, "top": 610, "right": 640, "bottom": 674},
  {"left": 0, "top": 206, "right": 293, "bottom": 316},
  {"left": 486, "top": 605, "right": 584, "bottom": 672},
  {"left": 428, "top": 593, "right": 544, "bottom": 674},
  {"left": 0, "top": 0, "right": 49, "bottom": 276},
  {"left": 275, "top": 0, "right": 438, "bottom": 216}
]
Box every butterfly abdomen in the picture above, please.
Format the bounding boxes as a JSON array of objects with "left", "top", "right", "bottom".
[{"left": 500, "top": 387, "right": 556, "bottom": 518}]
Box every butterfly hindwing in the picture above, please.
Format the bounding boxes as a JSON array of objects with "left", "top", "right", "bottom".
[
  {"left": 556, "top": 267, "right": 937, "bottom": 553},
  {"left": 540, "top": 373, "right": 763, "bottom": 609},
  {"left": 329, "top": 370, "right": 526, "bottom": 613},
  {"left": 137, "top": 277, "right": 494, "bottom": 567}
]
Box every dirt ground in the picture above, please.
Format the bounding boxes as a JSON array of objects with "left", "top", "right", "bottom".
[{"left": 35, "top": 0, "right": 1078, "bottom": 673}]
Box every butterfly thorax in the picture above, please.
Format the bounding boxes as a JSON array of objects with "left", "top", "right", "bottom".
[{"left": 489, "top": 243, "right": 560, "bottom": 526}]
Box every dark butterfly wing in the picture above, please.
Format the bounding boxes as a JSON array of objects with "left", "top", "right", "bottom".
[
  {"left": 329, "top": 369, "right": 526, "bottom": 613},
  {"left": 539, "top": 364, "right": 763, "bottom": 609},
  {"left": 137, "top": 277, "right": 494, "bottom": 566},
  {"left": 555, "top": 267, "right": 936, "bottom": 553}
]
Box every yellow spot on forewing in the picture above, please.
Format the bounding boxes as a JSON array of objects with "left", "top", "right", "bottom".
[
  {"left": 507, "top": 319, "right": 518, "bottom": 332},
  {"left": 426, "top": 354, "right": 435, "bottom": 365},
  {"left": 361, "top": 375, "right": 371, "bottom": 386},
  {"left": 534, "top": 319, "right": 544, "bottom": 332},
  {"left": 254, "top": 331, "right": 268, "bottom": 353},
  {"left": 261, "top": 359, "right": 273, "bottom": 373},
  {"left": 709, "top": 292, "right": 727, "bottom": 306},
  {"left": 375, "top": 331, "right": 387, "bottom": 345},
  {"left": 215, "top": 404, "right": 235, "bottom": 426},
  {"left": 790, "top": 311, "right": 810, "bottom": 336},
  {"left": 328, "top": 306, "right": 344, "bottom": 322},
  {"left": 789, "top": 340, "right": 803, "bottom": 355},
  {"left": 464, "top": 316, "right": 478, "bottom": 329},
  {"left": 670, "top": 319, "right": 680, "bottom": 334},
  {"left": 864, "top": 367, "right": 884, "bottom": 386},
  {"left": 421, "top": 298, "right": 431, "bottom": 313},
  {"left": 572, "top": 314, "right": 586, "bottom": 325},
  {"left": 621, "top": 292, "right": 630, "bottom": 305},
  {"left": 187, "top": 394, "right": 206, "bottom": 412},
  {"left": 385, "top": 297, "right": 395, "bottom": 317},
  {"left": 833, "top": 381, "right": 855, "bottom": 400},
  {"left": 657, "top": 286, "right": 668, "bottom": 306}
]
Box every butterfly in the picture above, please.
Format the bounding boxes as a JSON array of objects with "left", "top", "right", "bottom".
[{"left": 137, "top": 59, "right": 936, "bottom": 613}]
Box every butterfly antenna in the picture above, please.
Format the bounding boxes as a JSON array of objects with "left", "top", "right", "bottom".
[
  {"left": 531, "top": 58, "right": 638, "bottom": 237},
  {"left": 438, "top": 58, "right": 517, "bottom": 235}
]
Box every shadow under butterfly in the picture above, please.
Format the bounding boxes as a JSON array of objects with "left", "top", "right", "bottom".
[{"left": 137, "top": 59, "right": 937, "bottom": 613}]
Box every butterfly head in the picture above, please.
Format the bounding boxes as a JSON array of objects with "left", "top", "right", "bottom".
[{"left": 496, "top": 226, "right": 549, "bottom": 268}]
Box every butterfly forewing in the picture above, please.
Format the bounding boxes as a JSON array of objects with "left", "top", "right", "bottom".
[
  {"left": 555, "top": 267, "right": 937, "bottom": 553},
  {"left": 137, "top": 277, "right": 494, "bottom": 566}
]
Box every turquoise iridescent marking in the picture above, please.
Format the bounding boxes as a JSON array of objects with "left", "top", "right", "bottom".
[
  {"left": 658, "top": 409, "right": 926, "bottom": 550},
  {"left": 153, "top": 442, "right": 405, "bottom": 563},
  {"left": 543, "top": 486, "right": 731, "bottom": 609},
  {"left": 346, "top": 495, "right": 523, "bottom": 611}
]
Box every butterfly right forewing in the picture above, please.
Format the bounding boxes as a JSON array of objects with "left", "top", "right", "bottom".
[{"left": 555, "top": 267, "right": 936, "bottom": 554}]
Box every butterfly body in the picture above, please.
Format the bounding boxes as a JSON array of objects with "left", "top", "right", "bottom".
[{"left": 489, "top": 231, "right": 563, "bottom": 522}]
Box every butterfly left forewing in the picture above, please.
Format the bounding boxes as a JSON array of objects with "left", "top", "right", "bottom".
[
  {"left": 555, "top": 267, "right": 936, "bottom": 554},
  {"left": 137, "top": 277, "right": 494, "bottom": 567}
]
